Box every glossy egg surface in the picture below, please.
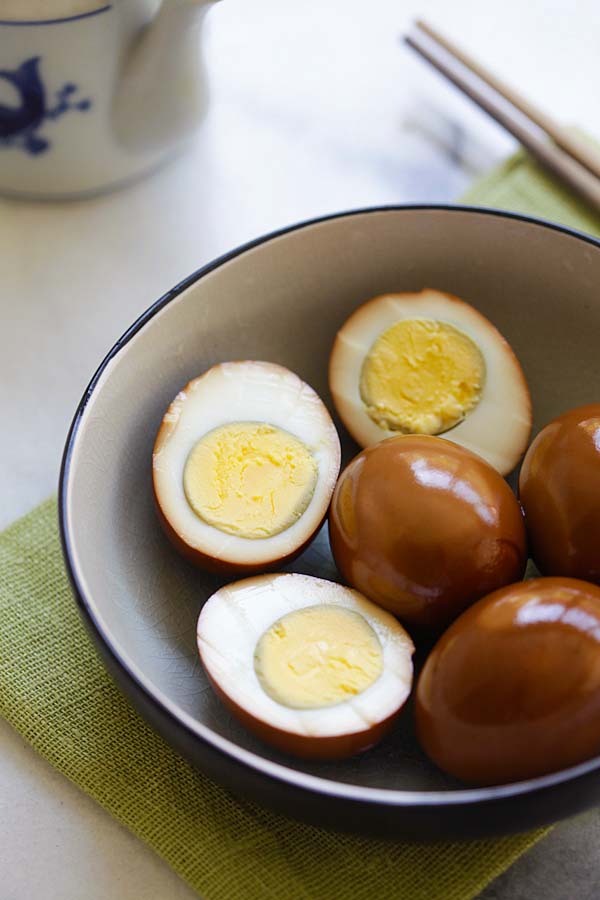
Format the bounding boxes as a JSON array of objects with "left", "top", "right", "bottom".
[
  {"left": 519, "top": 403, "right": 600, "bottom": 584},
  {"left": 329, "top": 434, "right": 527, "bottom": 628},
  {"left": 416, "top": 577, "right": 600, "bottom": 785}
]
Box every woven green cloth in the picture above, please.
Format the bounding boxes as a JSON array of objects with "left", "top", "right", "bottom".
[
  {"left": 0, "top": 500, "right": 544, "bottom": 900},
  {"left": 2, "top": 152, "right": 600, "bottom": 900},
  {"left": 462, "top": 145, "right": 600, "bottom": 235}
]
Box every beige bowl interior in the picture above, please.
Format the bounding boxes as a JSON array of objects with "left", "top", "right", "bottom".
[{"left": 62, "top": 208, "right": 600, "bottom": 794}]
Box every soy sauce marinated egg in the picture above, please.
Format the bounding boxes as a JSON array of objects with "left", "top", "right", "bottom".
[
  {"left": 197, "top": 573, "right": 415, "bottom": 759},
  {"left": 329, "top": 289, "right": 532, "bottom": 475},
  {"left": 153, "top": 361, "right": 341, "bottom": 573}
]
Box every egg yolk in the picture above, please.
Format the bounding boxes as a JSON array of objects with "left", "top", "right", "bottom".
[
  {"left": 254, "top": 605, "right": 383, "bottom": 709},
  {"left": 183, "top": 422, "right": 318, "bottom": 539},
  {"left": 359, "top": 318, "right": 486, "bottom": 434}
]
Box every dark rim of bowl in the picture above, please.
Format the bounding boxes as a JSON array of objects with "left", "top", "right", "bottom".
[{"left": 59, "top": 203, "right": 600, "bottom": 809}]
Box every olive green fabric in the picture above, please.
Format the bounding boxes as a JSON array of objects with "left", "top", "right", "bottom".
[
  {"left": 462, "top": 144, "right": 600, "bottom": 235},
  {"left": 0, "top": 500, "right": 546, "bottom": 900},
  {"left": 2, "top": 153, "right": 599, "bottom": 899}
]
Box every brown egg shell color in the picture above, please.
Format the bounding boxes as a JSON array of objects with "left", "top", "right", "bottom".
[
  {"left": 415, "top": 577, "right": 600, "bottom": 785},
  {"left": 153, "top": 489, "right": 328, "bottom": 575},
  {"left": 328, "top": 434, "right": 527, "bottom": 629},
  {"left": 203, "top": 667, "right": 405, "bottom": 760},
  {"left": 519, "top": 403, "right": 600, "bottom": 585}
]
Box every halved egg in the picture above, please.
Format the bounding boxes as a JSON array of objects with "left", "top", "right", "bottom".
[
  {"left": 329, "top": 289, "right": 532, "bottom": 475},
  {"left": 197, "top": 573, "right": 415, "bottom": 759},
  {"left": 153, "top": 361, "right": 341, "bottom": 573}
]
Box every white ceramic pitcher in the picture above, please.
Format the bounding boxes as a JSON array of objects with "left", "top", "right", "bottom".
[{"left": 0, "top": 0, "right": 221, "bottom": 198}]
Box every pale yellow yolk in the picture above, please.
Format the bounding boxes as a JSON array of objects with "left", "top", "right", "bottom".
[
  {"left": 183, "top": 422, "right": 318, "bottom": 539},
  {"left": 254, "top": 605, "right": 383, "bottom": 709},
  {"left": 359, "top": 318, "right": 486, "bottom": 435}
]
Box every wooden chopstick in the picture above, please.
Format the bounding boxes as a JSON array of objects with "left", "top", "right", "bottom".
[
  {"left": 414, "top": 19, "right": 600, "bottom": 182},
  {"left": 405, "top": 23, "right": 600, "bottom": 214}
]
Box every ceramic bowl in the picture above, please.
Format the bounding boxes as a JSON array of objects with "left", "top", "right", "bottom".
[{"left": 60, "top": 206, "right": 600, "bottom": 839}]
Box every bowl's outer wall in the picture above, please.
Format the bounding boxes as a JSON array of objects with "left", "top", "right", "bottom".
[
  {"left": 83, "top": 604, "right": 600, "bottom": 839},
  {"left": 62, "top": 207, "right": 600, "bottom": 837}
]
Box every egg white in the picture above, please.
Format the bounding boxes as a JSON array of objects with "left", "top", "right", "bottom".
[
  {"left": 153, "top": 361, "right": 341, "bottom": 568},
  {"left": 329, "top": 290, "right": 532, "bottom": 475},
  {"left": 197, "top": 573, "right": 414, "bottom": 739}
]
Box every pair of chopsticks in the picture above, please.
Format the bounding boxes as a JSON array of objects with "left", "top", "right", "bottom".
[{"left": 405, "top": 20, "right": 600, "bottom": 213}]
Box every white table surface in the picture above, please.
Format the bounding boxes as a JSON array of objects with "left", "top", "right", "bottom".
[{"left": 2, "top": 2, "right": 600, "bottom": 897}]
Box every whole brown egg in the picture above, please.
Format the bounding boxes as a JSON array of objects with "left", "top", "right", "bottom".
[
  {"left": 519, "top": 404, "right": 600, "bottom": 584},
  {"left": 328, "top": 435, "right": 526, "bottom": 628},
  {"left": 415, "top": 577, "right": 600, "bottom": 785}
]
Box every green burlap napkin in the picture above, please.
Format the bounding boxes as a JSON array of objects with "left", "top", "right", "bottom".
[
  {"left": 461, "top": 144, "right": 600, "bottom": 235},
  {"left": 0, "top": 501, "right": 545, "bottom": 900},
  {"left": 2, "top": 151, "right": 600, "bottom": 900}
]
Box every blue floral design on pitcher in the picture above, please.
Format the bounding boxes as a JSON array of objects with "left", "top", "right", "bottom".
[{"left": 0, "top": 56, "right": 91, "bottom": 155}]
